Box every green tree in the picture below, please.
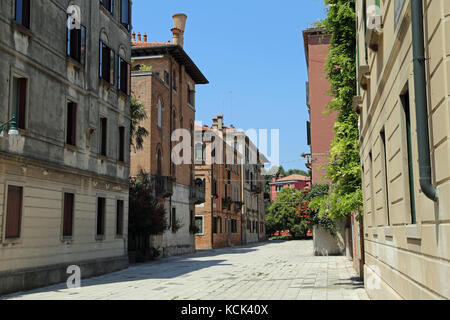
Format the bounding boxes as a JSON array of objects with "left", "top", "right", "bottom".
[
  {"left": 267, "top": 188, "right": 308, "bottom": 238},
  {"left": 311, "top": 0, "right": 363, "bottom": 220},
  {"left": 130, "top": 96, "right": 149, "bottom": 151}
]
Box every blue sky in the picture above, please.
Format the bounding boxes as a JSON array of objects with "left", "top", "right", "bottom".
[{"left": 132, "top": 0, "right": 327, "bottom": 171}]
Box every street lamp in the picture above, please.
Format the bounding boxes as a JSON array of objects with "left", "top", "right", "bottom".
[{"left": 0, "top": 115, "right": 19, "bottom": 137}]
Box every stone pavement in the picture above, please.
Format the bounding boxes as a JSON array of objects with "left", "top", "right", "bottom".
[{"left": 2, "top": 240, "right": 369, "bottom": 300}]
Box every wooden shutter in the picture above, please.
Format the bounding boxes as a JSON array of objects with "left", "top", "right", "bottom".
[
  {"left": 67, "top": 102, "right": 77, "bottom": 146},
  {"left": 101, "top": 118, "right": 107, "bottom": 156},
  {"left": 63, "top": 193, "right": 74, "bottom": 237},
  {"left": 17, "top": 78, "right": 27, "bottom": 130},
  {"left": 5, "top": 186, "right": 23, "bottom": 239},
  {"left": 80, "top": 26, "right": 86, "bottom": 65},
  {"left": 116, "top": 200, "right": 123, "bottom": 236},
  {"left": 119, "top": 126, "right": 125, "bottom": 162},
  {"left": 97, "top": 198, "right": 105, "bottom": 236},
  {"left": 109, "top": 50, "right": 115, "bottom": 85},
  {"left": 21, "top": 0, "right": 30, "bottom": 28}
]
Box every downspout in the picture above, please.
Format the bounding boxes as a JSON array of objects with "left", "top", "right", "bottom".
[
  {"left": 410, "top": 0, "right": 438, "bottom": 202},
  {"left": 168, "top": 50, "right": 174, "bottom": 222}
]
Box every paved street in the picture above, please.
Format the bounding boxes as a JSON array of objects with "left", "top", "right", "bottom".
[{"left": 2, "top": 240, "right": 369, "bottom": 300}]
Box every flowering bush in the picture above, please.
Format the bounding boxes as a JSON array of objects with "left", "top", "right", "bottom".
[
  {"left": 129, "top": 173, "right": 168, "bottom": 236},
  {"left": 294, "top": 184, "right": 337, "bottom": 237}
]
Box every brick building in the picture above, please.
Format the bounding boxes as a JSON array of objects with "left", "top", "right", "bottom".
[
  {"left": 130, "top": 14, "right": 208, "bottom": 257},
  {"left": 0, "top": 0, "right": 132, "bottom": 294},
  {"left": 194, "top": 116, "right": 243, "bottom": 249},
  {"left": 269, "top": 174, "right": 311, "bottom": 202},
  {"left": 302, "top": 28, "right": 337, "bottom": 184}
]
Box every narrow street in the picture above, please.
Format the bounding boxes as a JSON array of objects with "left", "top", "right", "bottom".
[{"left": 3, "top": 241, "right": 368, "bottom": 300}]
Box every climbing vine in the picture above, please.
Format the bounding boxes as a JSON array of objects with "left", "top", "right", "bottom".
[{"left": 310, "top": 0, "right": 363, "bottom": 220}]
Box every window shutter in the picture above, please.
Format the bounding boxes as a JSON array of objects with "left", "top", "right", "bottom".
[
  {"left": 126, "top": 62, "right": 131, "bottom": 95},
  {"left": 18, "top": 78, "right": 27, "bottom": 130},
  {"left": 80, "top": 26, "right": 86, "bottom": 65},
  {"left": 63, "top": 193, "right": 74, "bottom": 237},
  {"left": 110, "top": 50, "right": 115, "bottom": 85},
  {"left": 119, "top": 126, "right": 125, "bottom": 162},
  {"left": 99, "top": 41, "right": 103, "bottom": 78},
  {"left": 5, "top": 186, "right": 23, "bottom": 239},
  {"left": 101, "top": 118, "right": 107, "bottom": 156},
  {"left": 116, "top": 200, "right": 124, "bottom": 236},
  {"left": 22, "top": 0, "right": 30, "bottom": 28}
]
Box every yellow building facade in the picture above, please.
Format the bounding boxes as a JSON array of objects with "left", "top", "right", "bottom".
[{"left": 355, "top": 0, "right": 449, "bottom": 299}]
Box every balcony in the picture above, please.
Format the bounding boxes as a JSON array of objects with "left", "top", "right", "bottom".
[
  {"left": 234, "top": 201, "right": 243, "bottom": 213},
  {"left": 222, "top": 197, "right": 232, "bottom": 211},
  {"left": 251, "top": 183, "right": 262, "bottom": 194},
  {"left": 358, "top": 65, "right": 370, "bottom": 91},
  {"left": 154, "top": 175, "right": 174, "bottom": 198},
  {"left": 190, "top": 183, "right": 206, "bottom": 205}
]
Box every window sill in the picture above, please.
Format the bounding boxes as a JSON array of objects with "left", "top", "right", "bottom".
[
  {"left": 2, "top": 238, "right": 22, "bottom": 245},
  {"left": 96, "top": 235, "right": 105, "bottom": 242},
  {"left": 99, "top": 5, "right": 114, "bottom": 19},
  {"left": 65, "top": 144, "right": 78, "bottom": 152},
  {"left": 117, "top": 160, "right": 127, "bottom": 167},
  {"left": 98, "top": 155, "right": 108, "bottom": 162},
  {"left": 61, "top": 237, "right": 74, "bottom": 244},
  {"left": 66, "top": 57, "right": 83, "bottom": 71},
  {"left": 117, "top": 89, "right": 130, "bottom": 100},
  {"left": 99, "top": 78, "right": 113, "bottom": 90},
  {"left": 10, "top": 20, "right": 34, "bottom": 39},
  {"left": 115, "top": 235, "right": 124, "bottom": 240}
]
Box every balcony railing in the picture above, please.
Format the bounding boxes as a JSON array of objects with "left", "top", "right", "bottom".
[
  {"left": 190, "top": 184, "right": 206, "bottom": 205},
  {"left": 154, "top": 175, "right": 174, "bottom": 198}
]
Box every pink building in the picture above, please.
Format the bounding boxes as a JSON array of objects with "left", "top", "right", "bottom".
[
  {"left": 269, "top": 174, "right": 311, "bottom": 202},
  {"left": 303, "top": 28, "right": 337, "bottom": 184}
]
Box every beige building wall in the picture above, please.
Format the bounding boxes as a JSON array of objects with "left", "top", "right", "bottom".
[{"left": 356, "top": 0, "right": 449, "bottom": 299}]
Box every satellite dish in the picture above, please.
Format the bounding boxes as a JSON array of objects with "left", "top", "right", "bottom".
[{"left": 67, "top": 5, "right": 81, "bottom": 30}]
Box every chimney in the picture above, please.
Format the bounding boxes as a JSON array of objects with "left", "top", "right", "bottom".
[
  {"left": 143, "top": 33, "right": 148, "bottom": 42},
  {"left": 171, "top": 13, "right": 187, "bottom": 47},
  {"left": 137, "top": 32, "right": 141, "bottom": 42},
  {"left": 132, "top": 32, "right": 136, "bottom": 41},
  {"left": 211, "top": 117, "right": 218, "bottom": 129},
  {"left": 217, "top": 115, "right": 223, "bottom": 130}
]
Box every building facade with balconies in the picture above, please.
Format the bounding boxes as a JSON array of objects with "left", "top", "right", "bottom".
[
  {"left": 355, "top": 0, "right": 450, "bottom": 299},
  {"left": 194, "top": 116, "right": 243, "bottom": 249},
  {"left": 0, "top": 0, "right": 132, "bottom": 295},
  {"left": 130, "top": 14, "right": 208, "bottom": 257}
]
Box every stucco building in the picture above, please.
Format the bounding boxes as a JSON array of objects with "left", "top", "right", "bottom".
[
  {"left": 269, "top": 174, "right": 311, "bottom": 202},
  {"left": 130, "top": 14, "right": 208, "bottom": 257},
  {"left": 355, "top": 0, "right": 449, "bottom": 299},
  {"left": 303, "top": 28, "right": 337, "bottom": 184},
  {"left": 0, "top": 0, "right": 132, "bottom": 294}
]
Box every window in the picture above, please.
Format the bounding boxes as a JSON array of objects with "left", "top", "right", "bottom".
[
  {"left": 306, "top": 121, "right": 311, "bottom": 146},
  {"left": 5, "top": 186, "right": 23, "bottom": 239},
  {"left": 401, "top": 89, "right": 416, "bottom": 224},
  {"left": 15, "top": 0, "right": 30, "bottom": 28},
  {"left": 63, "top": 193, "right": 75, "bottom": 237},
  {"left": 118, "top": 126, "right": 125, "bottom": 162},
  {"left": 99, "top": 41, "right": 114, "bottom": 84},
  {"left": 380, "top": 128, "right": 390, "bottom": 225},
  {"left": 213, "top": 217, "right": 218, "bottom": 234},
  {"left": 66, "top": 102, "right": 77, "bottom": 146},
  {"left": 100, "top": 0, "right": 113, "bottom": 14},
  {"left": 173, "top": 72, "right": 177, "bottom": 91},
  {"left": 97, "top": 197, "right": 106, "bottom": 237},
  {"left": 231, "top": 219, "right": 237, "bottom": 233},
  {"left": 195, "top": 143, "right": 206, "bottom": 163},
  {"left": 99, "top": 117, "right": 107, "bottom": 156},
  {"left": 117, "top": 56, "right": 131, "bottom": 95},
  {"left": 164, "top": 71, "right": 169, "bottom": 85},
  {"left": 120, "top": 0, "right": 131, "bottom": 30},
  {"left": 67, "top": 22, "right": 87, "bottom": 64},
  {"left": 188, "top": 86, "right": 195, "bottom": 106},
  {"left": 157, "top": 148, "right": 162, "bottom": 175},
  {"left": 195, "top": 216, "right": 203, "bottom": 235},
  {"left": 116, "top": 200, "right": 124, "bottom": 236},
  {"left": 157, "top": 100, "right": 162, "bottom": 128},
  {"left": 171, "top": 208, "right": 176, "bottom": 228},
  {"left": 219, "top": 217, "right": 222, "bottom": 233},
  {"left": 12, "top": 76, "right": 27, "bottom": 130}
]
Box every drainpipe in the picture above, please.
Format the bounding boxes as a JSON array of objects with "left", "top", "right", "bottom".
[{"left": 410, "top": 0, "right": 438, "bottom": 202}]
